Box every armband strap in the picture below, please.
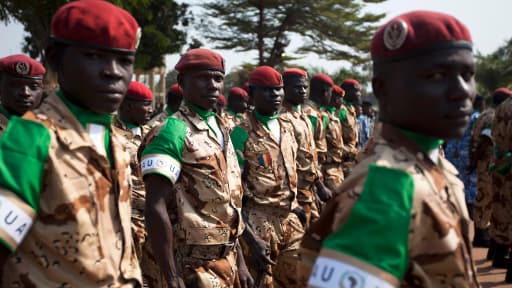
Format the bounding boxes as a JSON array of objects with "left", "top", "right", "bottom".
[
  {"left": 308, "top": 249, "right": 399, "bottom": 288},
  {"left": 0, "top": 188, "right": 36, "bottom": 252},
  {"left": 141, "top": 154, "right": 181, "bottom": 184}
]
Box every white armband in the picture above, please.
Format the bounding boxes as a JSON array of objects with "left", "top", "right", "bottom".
[
  {"left": 141, "top": 154, "right": 182, "bottom": 184},
  {"left": 0, "top": 188, "right": 36, "bottom": 252}
]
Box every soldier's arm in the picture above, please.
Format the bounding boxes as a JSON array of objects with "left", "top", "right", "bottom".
[
  {"left": 230, "top": 125, "right": 249, "bottom": 169},
  {"left": 308, "top": 164, "right": 414, "bottom": 288},
  {"left": 0, "top": 117, "right": 50, "bottom": 257},
  {"left": 140, "top": 118, "right": 186, "bottom": 286}
]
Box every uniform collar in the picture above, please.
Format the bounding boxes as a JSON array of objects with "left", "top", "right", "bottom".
[
  {"left": 186, "top": 101, "right": 216, "bottom": 120},
  {"left": 254, "top": 110, "right": 278, "bottom": 125},
  {"left": 399, "top": 128, "right": 444, "bottom": 154},
  {"left": 57, "top": 90, "right": 113, "bottom": 128}
]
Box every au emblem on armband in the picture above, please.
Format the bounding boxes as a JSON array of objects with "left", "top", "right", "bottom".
[
  {"left": 0, "top": 188, "right": 36, "bottom": 252},
  {"left": 141, "top": 154, "right": 182, "bottom": 184}
]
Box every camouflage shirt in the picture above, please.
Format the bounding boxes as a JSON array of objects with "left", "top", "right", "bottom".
[
  {"left": 0, "top": 106, "right": 11, "bottom": 135},
  {"left": 279, "top": 103, "right": 321, "bottom": 203},
  {"left": 146, "top": 106, "right": 171, "bottom": 128},
  {"left": 0, "top": 91, "right": 142, "bottom": 287},
  {"left": 141, "top": 104, "right": 244, "bottom": 246},
  {"left": 224, "top": 110, "right": 247, "bottom": 131},
  {"left": 231, "top": 112, "right": 299, "bottom": 210},
  {"left": 324, "top": 108, "right": 344, "bottom": 165},
  {"left": 338, "top": 103, "right": 359, "bottom": 158},
  {"left": 303, "top": 101, "right": 328, "bottom": 165},
  {"left": 302, "top": 124, "right": 478, "bottom": 288}
]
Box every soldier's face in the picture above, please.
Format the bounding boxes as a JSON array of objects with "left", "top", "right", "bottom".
[
  {"left": 344, "top": 86, "right": 362, "bottom": 104},
  {"left": 57, "top": 46, "right": 134, "bottom": 114},
  {"left": 252, "top": 85, "right": 284, "bottom": 116},
  {"left": 312, "top": 82, "right": 332, "bottom": 106},
  {"left": 126, "top": 99, "right": 153, "bottom": 125},
  {"left": 166, "top": 91, "right": 182, "bottom": 113},
  {"left": 0, "top": 74, "right": 43, "bottom": 116},
  {"left": 374, "top": 48, "right": 476, "bottom": 139},
  {"left": 228, "top": 96, "right": 248, "bottom": 114},
  {"left": 330, "top": 93, "right": 343, "bottom": 109},
  {"left": 284, "top": 76, "right": 308, "bottom": 105},
  {"left": 181, "top": 70, "right": 224, "bottom": 111}
]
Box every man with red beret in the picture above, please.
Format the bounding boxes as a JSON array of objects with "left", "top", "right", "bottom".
[
  {"left": 231, "top": 66, "right": 306, "bottom": 287},
  {"left": 303, "top": 11, "right": 479, "bottom": 287},
  {"left": 0, "top": 0, "right": 142, "bottom": 286},
  {"left": 339, "top": 78, "right": 362, "bottom": 176},
  {"left": 279, "top": 68, "right": 331, "bottom": 228},
  {"left": 148, "top": 83, "right": 183, "bottom": 128},
  {"left": 0, "top": 54, "right": 45, "bottom": 133},
  {"left": 114, "top": 81, "right": 157, "bottom": 285},
  {"left": 141, "top": 48, "right": 253, "bottom": 288},
  {"left": 225, "top": 86, "right": 249, "bottom": 129}
]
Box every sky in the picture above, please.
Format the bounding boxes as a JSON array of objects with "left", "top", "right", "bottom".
[{"left": 1, "top": 0, "right": 511, "bottom": 74}]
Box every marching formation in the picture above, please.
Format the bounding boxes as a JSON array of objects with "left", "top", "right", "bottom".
[{"left": 0, "top": 1, "right": 510, "bottom": 288}]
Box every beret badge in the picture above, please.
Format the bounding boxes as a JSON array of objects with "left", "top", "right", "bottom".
[
  {"left": 383, "top": 19, "right": 408, "bottom": 50},
  {"left": 135, "top": 27, "right": 142, "bottom": 50},
  {"left": 15, "top": 62, "right": 29, "bottom": 75}
]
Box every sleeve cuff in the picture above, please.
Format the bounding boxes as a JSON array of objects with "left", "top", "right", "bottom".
[
  {"left": 141, "top": 153, "right": 182, "bottom": 185},
  {"left": 0, "top": 188, "right": 36, "bottom": 252}
]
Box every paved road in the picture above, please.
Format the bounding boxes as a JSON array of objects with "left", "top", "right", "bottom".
[{"left": 475, "top": 247, "right": 510, "bottom": 287}]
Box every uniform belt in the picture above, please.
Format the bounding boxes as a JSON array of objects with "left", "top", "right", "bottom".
[{"left": 182, "top": 239, "right": 238, "bottom": 260}]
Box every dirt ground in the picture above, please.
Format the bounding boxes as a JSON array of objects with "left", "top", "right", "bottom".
[{"left": 474, "top": 247, "right": 511, "bottom": 287}]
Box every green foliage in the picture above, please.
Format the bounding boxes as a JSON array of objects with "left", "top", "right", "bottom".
[
  {"left": 199, "top": 0, "right": 386, "bottom": 67},
  {"left": 476, "top": 38, "right": 512, "bottom": 95},
  {"left": 0, "top": 0, "right": 188, "bottom": 71}
]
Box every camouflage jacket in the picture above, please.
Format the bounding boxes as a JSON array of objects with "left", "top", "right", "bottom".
[
  {"left": 146, "top": 107, "right": 171, "bottom": 128},
  {"left": 232, "top": 112, "right": 299, "bottom": 211},
  {"left": 472, "top": 108, "right": 494, "bottom": 144},
  {"left": 141, "top": 104, "right": 244, "bottom": 245},
  {"left": 0, "top": 110, "right": 9, "bottom": 135},
  {"left": 0, "top": 92, "right": 142, "bottom": 287},
  {"left": 324, "top": 109, "right": 344, "bottom": 164},
  {"left": 339, "top": 104, "right": 359, "bottom": 158},
  {"left": 224, "top": 110, "right": 247, "bottom": 131},
  {"left": 302, "top": 124, "right": 478, "bottom": 288},
  {"left": 279, "top": 103, "right": 321, "bottom": 203},
  {"left": 303, "top": 101, "right": 328, "bottom": 164}
]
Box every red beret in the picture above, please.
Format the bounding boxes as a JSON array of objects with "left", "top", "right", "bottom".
[
  {"left": 218, "top": 94, "right": 227, "bottom": 106},
  {"left": 249, "top": 66, "right": 283, "bottom": 87},
  {"left": 126, "top": 81, "right": 153, "bottom": 101},
  {"left": 51, "top": 0, "right": 140, "bottom": 54},
  {"left": 333, "top": 85, "right": 345, "bottom": 97},
  {"left": 494, "top": 88, "right": 512, "bottom": 97},
  {"left": 0, "top": 54, "right": 45, "bottom": 79},
  {"left": 175, "top": 48, "right": 225, "bottom": 74},
  {"left": 283, "top": 68, "right": 308, "bottom": 78},
  {"left": 243, "top": 81, "right": 250, "bottom": 92},
  {"left": 311, "top": 73, "right": 334, "bottom": 87},
  {"left": 168, "top": 83, "right": 183, "bottom": 96},
  {"left": 229, "top": 87, "right": 249, "bottom": 101},
  {"left": 371, "top": 10, "right": 472, "bottom": 62},
  {"left": 341, "top": 79, "right": 362, "bottom": 90}
]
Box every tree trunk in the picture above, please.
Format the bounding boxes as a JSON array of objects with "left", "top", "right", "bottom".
[{"left": 257, "top": 1, "right": 264, "bottom": 66}]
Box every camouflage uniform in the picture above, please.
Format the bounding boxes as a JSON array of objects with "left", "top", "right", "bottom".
[
  {"left": 489, "top": 98, "right": 512, "bottom": 245},
  {"left": 338, "top": 103, "right": 359, "bottom": 175},
  {"left": 322, "top": 108, "right": 345, "bottom": 191},
  {"left": 231, "top": 113, "right": 305, "bottom": 288},
  {"left": 0, "top": 91, "right": 142, "bottom": 287},
  {"left": 224, "top": 110, "right": 247, "bottom": 131},
  {"left": 471, "top": 109, "right": 495, "bottom": 229},
  {"left": 302, "top": 101, "right": 328, "bottom": 170},
  {"left": 146, "top": 106, "right": 171, "bottom": 128},
  {"left": 301, "top": 124, "right": 479, "bottom": 288},
  {"left": 141, "top": 104, "right": 244, "bottom": 288},
  {"left": 0, "top": 107, "right": 10, "bottom": 135},
  {"left": 279, "top": 103, "right": 321, "bottom": 226}
]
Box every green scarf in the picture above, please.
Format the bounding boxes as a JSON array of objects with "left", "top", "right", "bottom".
[
  {"left": 187, "top": 102, "right": 219, "bottom": 137},
  {"left": 399, "top": 128, "right": 444, "bottom": 154},
  {"left": 254, "top": 110, "right": 278, "bottom": 130}
]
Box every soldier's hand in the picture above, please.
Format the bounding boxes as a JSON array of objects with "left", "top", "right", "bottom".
[
  {"left": 246, "top": 236, "right": 275, "bottom": 275},
  {"left": 315, "top": 180, "right": 333, "bottom": 202},
  {"left": 292, "top": 206, "right": 307, "bottom": 227},
  {"left": 238, "top": 265, "right": 255, "bottom": 288},
  {"left": 167, "top": 274, "right": 185, "bottom": 288}
]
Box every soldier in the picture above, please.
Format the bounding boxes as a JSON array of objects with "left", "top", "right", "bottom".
[
  {"left": 231, "top": 66, "right": 306, "bottom": 287},
  {"left": 217, "top": 93, "right": 227, "bottom": 116},
  {"left": 0, "top": 54, "right": 45, "bottom": 133},
  {"left": 225, "top": 87, "right": 249, "bottom": 129},
  {"left": 472, "top": 89, "right": 512, "bottom": 250},
  {"left": 114, "top": 81, "right": 159, "bottom": 286},
  {"left": 147, "top": 83, "right": 183, "bottom": 127},
  {"left": 0, "top": 0, "right": 142, "bottom": 286},
  {"left": 339, "top": 78, "right": 361, "bottom": 176},
  {"left": 279, "top": 68, "right": 331, "bottom": 227},
  {"left": 141, "top": 48, "right": 253, "bottom": 288},
  {"left": 302, "top": 11, "right": 479, "bottom": 287}
]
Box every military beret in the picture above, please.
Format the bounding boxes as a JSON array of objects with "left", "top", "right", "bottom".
[
  {"left": 175, "top": 48, "right": 225, "bottom": 74},
  {"left": 249, "top": 66, "right": 283, "bottom": 87},
  {"left": 0, "top": 54, "right": 46, "bottom": 79},
  {"left": 332, "top": 85, "right": 345, "bottom": 97},
  {"left": 311, "top": 73, "right": 334, "bottom": 87},
  {"left": 493, "top": 88, "right": 512, "bottom": 106},
  {"left": 229, "top": 87, "right": 249, "bottom": 101},
  {"left": 341, "top": 78, "right": 362, "bottom": 90},
  {"left": 218, "top": 94, "right": 227, "bottom": 106},
  {"left": 371, "top": 10, "right": 472, "bottom": 63},
  {"left": 51, "top": 0, "right": 140, "bottom": 54},
  {"left": 126, "top": 81, "right": 153, "bottom": 101},
  {"left": 168, "top": 83, "right": 183, "bottom": 96},
  {"left": 283, "top": 68, "right": 308, "bottom": 78}
]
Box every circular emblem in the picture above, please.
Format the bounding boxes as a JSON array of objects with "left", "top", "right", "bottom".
[
  {"left": 339, "top": 271, "right": 365, "bottom": 288},
  {"left": 134, "top": 27, "right": 142, "bottom": 50},
  {"left": 15, "top": 61, "right": 29, "bottom": 75},
  {"left": 156, "top": 159, "right": 165, "bottom": 168},
  {"left": 383, "top": 19, "right": 408, "bottom": 50}
]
